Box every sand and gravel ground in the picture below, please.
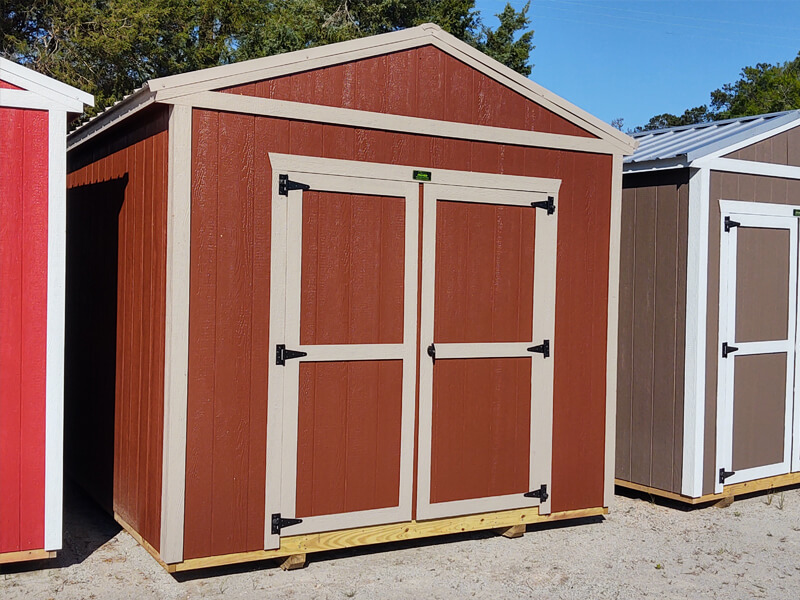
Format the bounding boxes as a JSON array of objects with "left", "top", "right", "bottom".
[{"left": 3, "top": 484, "right": 800, "bottom": 599}]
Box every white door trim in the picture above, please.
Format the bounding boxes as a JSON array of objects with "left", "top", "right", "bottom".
[
  {"left": 416, "top": 180, "right": 558, "bottom": 520},
  {"left": 715, "top": 210, "right": 798, "bottom": 493},
  {"left": 265, "top": 157, "right": 419, "bottom": 540}
]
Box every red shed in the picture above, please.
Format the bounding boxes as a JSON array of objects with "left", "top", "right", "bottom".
[
  {"left": 0, "top": 58, "right": 92, "bottom": 565},
  {"left": 65, "top": 24, "right": 636, "bottom": 571}
]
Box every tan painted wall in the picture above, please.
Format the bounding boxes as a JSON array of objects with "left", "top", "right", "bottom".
[
  {"left": 724, "top": 126, "right": 800, "bottom": 166},
  {"left": 617, "top": 170, "right": 689, "bottom": 493}
]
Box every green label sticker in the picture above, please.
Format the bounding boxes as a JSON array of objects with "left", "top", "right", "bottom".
[
  {"left": 793, "top": 209, "right": 800, "bottom": 217},
  {"left": 413, "top": 170, "right": 432, "bottom": 182}
]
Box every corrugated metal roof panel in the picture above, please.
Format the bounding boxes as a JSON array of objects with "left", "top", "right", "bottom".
[{"left": 624, "top": 110, "right": 800, "bottom": 165}]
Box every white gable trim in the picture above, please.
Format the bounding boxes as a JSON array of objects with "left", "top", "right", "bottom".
[
  {"left": 692, "top": 118, "right": 800, "bottom": 162},
  {"left": 0, "top": 57, "right": 93, "bottom": 110},
  {"left": 71, "top": 24, "right": 635, "bottom": 154},
  {"left": 0, "top": 89, "right": 76, "bottom": 112}
]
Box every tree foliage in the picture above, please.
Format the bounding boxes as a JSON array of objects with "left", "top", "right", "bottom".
[
  {"left": 635, "top": 53, "right": 800, "bottom": 132},
  {"left": 1, "top": 0, "right": 535, "bottom": 116}
]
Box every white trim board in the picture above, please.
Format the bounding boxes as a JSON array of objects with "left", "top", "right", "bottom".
[
  {"left": 0, "top": 89, "right": 75, "bottom": 112},
  {"left": 692, "top": 118, "right": 800, "bottom": 162},
  {"left": 44, "top": 108, "right": 67, "bottom": 551},
  {"left": 681, "top": 167, "right": 710, "bottom": 498},
  {"left": 159, "top": 104, "right": 193, "bottom": 564},
  {"left": 268, "top": 153, "right": 562, "bottom": 194},
  {"left": 0, "top": 57, "right": 93, "bottom": 111},
  {"left": 694, "top": 158, "right": 800, "bottom": 180},
  {"left": 163, "top": 91, "right": 620, "bottom": 155},
  {"left": 604, "top": 154, "right": 623, "bottom": 509}
]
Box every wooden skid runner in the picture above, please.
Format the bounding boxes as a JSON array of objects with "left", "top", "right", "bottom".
[
  {"left": 616, "top": 472, "right": 800, "bottom": 505},
  {"left": 119, "top": 507, "right": 607, "bottom": 573},
  {"left": 0, "top": 549, "right": 56, "bottom": 565}
]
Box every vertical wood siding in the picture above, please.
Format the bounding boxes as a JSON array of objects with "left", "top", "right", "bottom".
[
  {"left": 616, "top": 170, "right": 688, "bottom": 494},
  {"left": 0, "top": 107, "right": 48, "bottom": 553},
  {"left": 189, "top": 105, "right": 613, "bottom": 558},
  {"left": 724, "top": 126, "right": 800, "bottom": 166},
  {"left": 66, "top": 109, "right": 168, "bottom": 550},
  {"left": 222, "top": 46, "right": 596, "bottom": 139},
  {"left": 703, "top": 171, "right": 800, "bottom": 493}
]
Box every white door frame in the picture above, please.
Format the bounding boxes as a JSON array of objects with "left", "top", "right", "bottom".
[
  {"left": 416, "top": 180, "right": 559, "bottom": 520},
  {"left": 265, "top": 155, "right": 419, "bottom": 546},
  {"left": 715, "top": 200, "right": 799, "bottom": 493}
]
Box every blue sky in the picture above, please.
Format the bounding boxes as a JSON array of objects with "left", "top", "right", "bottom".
[{"left": 475, "top": 0, "right": 800, "bottom": 130}]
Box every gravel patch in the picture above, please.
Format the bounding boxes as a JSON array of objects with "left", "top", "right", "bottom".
[{"left": 3, "top": 484, "right": 800, "bottom": 599}]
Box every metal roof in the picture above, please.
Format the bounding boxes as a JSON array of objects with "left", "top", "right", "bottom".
[{"left": 624, "top": 110, "right": 800, "bottom": 167}]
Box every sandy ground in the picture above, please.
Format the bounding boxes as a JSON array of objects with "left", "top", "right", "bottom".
[{"left": 3, "top": 484, "right": 800, "bottom": 599}]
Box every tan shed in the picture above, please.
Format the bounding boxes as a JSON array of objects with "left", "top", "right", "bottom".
[{"left": 617, "top": 110, "right": 800, "bottom": 504}]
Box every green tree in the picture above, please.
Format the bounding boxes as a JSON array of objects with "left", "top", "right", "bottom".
[
  {"left": 711, "top": 54, "right": 800, "bottom": 119},
  {"left": 634, "top": 105, "right": 713, "bottom": 132},
  {"left": 2, "top": 0, "right": 535, "bottom": 116}
]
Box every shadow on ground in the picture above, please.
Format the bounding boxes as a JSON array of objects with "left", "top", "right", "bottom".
[{"left": 0, "top": 480, "right": 120, "bottom": 575}]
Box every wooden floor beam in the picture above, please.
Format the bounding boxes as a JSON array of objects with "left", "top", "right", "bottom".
[
  {"left": 0, "top": 549, "right": 56, "bottom": 565},
  {"left": 616, "top": 472, "right": 800, "bottom": 505},
  {"left": 131, "top": 506, "right": 606, "bottom": 573}
]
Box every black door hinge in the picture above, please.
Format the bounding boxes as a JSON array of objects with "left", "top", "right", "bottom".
[
  {"left": 427, "top": 343, "right": 436, "bottom": 364},
  {"left": 719, "top": 468, "right": 736, "bottom": 484},
  {"left": 531, "top": 196, "right": 556, "bottom": 215},
  {"left": 276, "top": 344, "right": 308, "bottom": 366},
  {"left": 524, "top": 484, "right": 549, "bottom": 502},
  {"left": 721, "top": 342, "right": 739, "bottom": 358},
  {"left": 271, "top": 513, "right": 303, "bottom": 535},
  {"left": 527, "top": 339, "right": 550, "bottom": 358},
  {"left": 279, "top": 174, "right": 311, "bottom": 196},
  {"left": 724, "top": 216, "right": 741, "bottom": 232}
]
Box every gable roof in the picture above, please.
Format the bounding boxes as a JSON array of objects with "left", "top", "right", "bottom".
[
  {"left": 625, "top": 110, "right": 800, "bottom": 170},
  {"left": 0, "top": 57, "right": 93, "bottom": 113},
  {"left": 68, "top": 24, "right": 635, "bottom": 154}
]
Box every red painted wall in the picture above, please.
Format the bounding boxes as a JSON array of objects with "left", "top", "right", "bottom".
[
  {"left": 188, "top": 108, "right": 612, "bottom": 559},
  {"left": 67, "top": 109, "right": 169, "bottom": 551},
  {"left": 0, "top": 106, "right": 49, "bottom": 554}
]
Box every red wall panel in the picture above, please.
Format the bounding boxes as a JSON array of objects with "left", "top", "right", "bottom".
[
  {"left": 189, "top": 107, "right": 612, "bottom": 558},
  {"left": 0, "top": 106, "right": 49, "bottom": 553},
  {"left": 66, "top": 110, "right": 169, "bottom": 552}
]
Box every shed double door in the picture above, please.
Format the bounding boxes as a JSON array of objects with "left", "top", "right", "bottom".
[
  {"left": 266, "top": 156, "right": 557, "bottom": 548},
  {"left": 716, "top": 210, "right": 800, "bottom": 493}
]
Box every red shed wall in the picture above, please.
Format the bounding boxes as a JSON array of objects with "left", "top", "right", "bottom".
[
  {"left": 66, "top": 108, "right": 169, "bottom": 551},
  {"left": 187, "top": 109, "right": 612, "bottom": 559},
  {"left": 223, "top": 46, "right": 596, "bottom": 139},
  {"left": 0, "top": 106, "right": 49, "bottom": 554}
]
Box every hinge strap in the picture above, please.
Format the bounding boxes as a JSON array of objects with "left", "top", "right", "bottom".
[
  {"left": 721, "top": 342, "right": 739, "bottom": 358},
  {"left": 527, "top": 339, "right": 550, "bottom": 358},
  {"left": 524, "top": 484, "right": 549, "bottom": 502},
  {"left": 724, "top": 216, "right": 740, "bottom": 232},
  {"left": 279, "top": 173, "right": 310, "bottom": 196},
  {"left": 531, "top": 196, "right": 555, "bottom": 215},
  {"left": 719, "top": 468, "right": 736, "bottom": 484},
  {"left": 276, "top": 344, "right": 308, "bottom": 366},
  {"left": 271, "top": 513, "right": 303, "bottom": 535},
  {"left": 427, "top": 343, "right": 436, "bottom": 364}
]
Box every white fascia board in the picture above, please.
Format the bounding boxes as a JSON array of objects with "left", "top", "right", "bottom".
[
  {"left": 0, "top": 89, "right": 78, "bottom": 112},
  {"left": 623, "top": 157, "right": 689, "bottom": 173},
  {"left": 0, "top": 57, "right": 93, "bottom": 108},
  {"left": 687, "top": 114, "right": 800, "bottom": 162},
  {"left": 693, "top": 157, "right": 800, "bottom": 180}
]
